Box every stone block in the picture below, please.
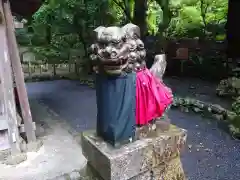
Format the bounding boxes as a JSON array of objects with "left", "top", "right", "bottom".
[
  {"left": 3, "top": 153, "right": 27, "bottom": 165},
  {"left": 81, "top": 125, "right": 187, "bottom": 180},
  {"left": 0, "top": 149, "right": 10, "bottom": 162}
]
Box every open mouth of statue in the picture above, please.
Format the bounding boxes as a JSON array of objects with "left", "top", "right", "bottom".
[
  {"left": 97, "top": 54, "right": 128, "bottom": 66},
  {"left": 104, "top": 62, "right": 129, "bottom": 72}
]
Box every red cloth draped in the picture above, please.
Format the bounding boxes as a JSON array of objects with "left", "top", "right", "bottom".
[{"left": 136, "top": 68, "right": 173, "bottom": 125}]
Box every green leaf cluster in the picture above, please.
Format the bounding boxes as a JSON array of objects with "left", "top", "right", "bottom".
[{"left": 16, "top": 0, "right": 228, "bottom": 65}]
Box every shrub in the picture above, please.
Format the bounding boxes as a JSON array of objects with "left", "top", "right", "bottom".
[{"left": 216, "top": 77, "right": 240, "bottom": 97}]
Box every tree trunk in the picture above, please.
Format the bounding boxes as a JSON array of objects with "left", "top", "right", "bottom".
[
  {"left": 52, "top": 64, "right": 56, "bottom": 76},
  {"left": 44, "top": 64, "right": 47, "bottom": 72},
  {"left": 226, "top": 0, "right": 240, "bottom": 67},
  {"left": 133, "top": 0, "right": 148, "bottom": 38},
  {"left": 69, "top": 63, "right": 71, "bottom": 72},
  {"left": 200, "top": 0, "right": 207, "bottom": 36},
  {"left": 39, "top": 65, "right": 42, "bottom": 74},
  {"left": 28, "top": 61, "right": 31, "bottom": 77},
  {"left": 155, "top": 0, "right": 171, "bottom": 53},
  {"left": 74, "top": 62, "right": 78, "bottom": 75}
]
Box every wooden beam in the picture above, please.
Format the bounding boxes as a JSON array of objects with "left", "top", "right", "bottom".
[
  {"left": 0, "top": 0, "right": 21, "bottom": 154},
  {"left": 3, "top": 0, "right": 36, "bottom": 142},
  {"left": 0, "top": 115, "right": 35, "bottom": 133}
]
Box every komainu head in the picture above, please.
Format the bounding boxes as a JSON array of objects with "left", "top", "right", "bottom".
[{"left": 89, "top": 23, "right": 146, "bottom": 75}]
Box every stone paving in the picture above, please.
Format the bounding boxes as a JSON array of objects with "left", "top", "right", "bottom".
[{"left": 0, "top": 99, "right": 86, "bottom": 180}]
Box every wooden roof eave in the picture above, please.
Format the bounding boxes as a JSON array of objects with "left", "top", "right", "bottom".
[{"left": 9, "top": 0, "right": 43, "bottom": 18}]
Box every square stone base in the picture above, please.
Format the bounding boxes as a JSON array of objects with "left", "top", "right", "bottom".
[
  {"left": 81, "top": 125, "right": 187, "bottom": 180},
  {"left": 80, "top": 156, "right": 185, "bottom": 180}
]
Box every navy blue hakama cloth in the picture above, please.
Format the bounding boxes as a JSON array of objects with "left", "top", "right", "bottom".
[{"left": 95, "top": 73, "right": 136, "bottom": 146}]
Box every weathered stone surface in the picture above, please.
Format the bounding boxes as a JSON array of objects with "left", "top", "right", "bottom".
[
  {"left": 80, "top": 156, "right": 185, "bottom": 180},
  {"left": 81, "top": 125, "right": 187, "bottom": 180},
  {"left": 131, "top": 156, "right": 185, "bottom": 180},
  {"left": 4, "top": 153, "right": 27, "bottom": 165},
  {"left": 0, "top": 149, "right": 10, "bottom": 162},
  {"left": 26, "top": 140, "right": 43, "bottom": 152},
  {"left": 79, "top": 164, "right": 103, "bottom": 180}
]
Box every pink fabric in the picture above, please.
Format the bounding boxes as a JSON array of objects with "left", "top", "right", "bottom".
[{"left": 136, "top": 68, "right": 173, "bottom": 125}]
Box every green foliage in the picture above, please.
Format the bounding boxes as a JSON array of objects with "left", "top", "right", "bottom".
[
  {"left": 16, "top": 0, "right": 228, "bottom": 71},
  {"left": 216, "top": 77, "right": 240, "bottom": 98},
  {"left": 231, "top": 97, "right": 240, "bottom": 137},
  {"left": 15, "top": 28, "right": 32, "bottom": 45},
  {"left": 147, "top": 1, "right": 161, "bottom": 35},
  {"left": 16, "top": 0, "right": 228, "bottom": 43},
  {"left": 17, "top": 0, "right": 115, "bottom": 70},
  {"left": 109, "top": 0, "right": 135, "bottom": 24},
  {"left": 232, "top": 97, "right": 240, "bottom": 115},
  {"left": 167, "top": 0, "right": 227, "bottom": 39}
]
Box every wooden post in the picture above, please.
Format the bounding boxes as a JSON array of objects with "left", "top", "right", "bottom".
[
  {"left": 0, "top": 0, "right": 21, "bottom": 154},
  {"left": 39, "top": 64, "right": 42, "bottom": 74},
  {"left": 3, "top": 0, "right": 36, "bottom": 142},
  {"left": 28, "top": 61, "right": 31, "bottom": 77}
]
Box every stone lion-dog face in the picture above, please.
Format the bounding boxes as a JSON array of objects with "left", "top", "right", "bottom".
[{"left": 89, "top": 23, "right": 146, "bottom": 75}]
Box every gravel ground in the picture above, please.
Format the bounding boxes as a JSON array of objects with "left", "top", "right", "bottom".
[
  {"left": 26, "top": 79, "right": 240, "bottom": 180},
  {"left": 164, "top": 77, "right": 233, "bottom": 109}
]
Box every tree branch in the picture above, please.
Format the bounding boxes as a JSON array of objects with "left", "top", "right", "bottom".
[{"left": 112, "top": 0, "right": 132, "bottom": 22}]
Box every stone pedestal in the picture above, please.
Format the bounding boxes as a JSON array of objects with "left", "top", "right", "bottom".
[{"left": 81, "top": 125, "right": 187, "bottom": 180}]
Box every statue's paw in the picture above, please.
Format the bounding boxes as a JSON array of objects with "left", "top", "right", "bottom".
[
  {"left": 151, "top": 123, "right": 156, "bottom": 130},
  {"left": 129, "top": 137, "right": 133, "bottom": 143}
]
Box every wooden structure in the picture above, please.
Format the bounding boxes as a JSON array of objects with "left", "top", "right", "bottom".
[
  {"left": 9, "top": 0, "right": 42, "bottom": 18},
  {"left": 226, "top": 0, "right": 240, "bottom": 60},
  {"left": 0, "top": 0, "right": 38, "bottom": 155}
]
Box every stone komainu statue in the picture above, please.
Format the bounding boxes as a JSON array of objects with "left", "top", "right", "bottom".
[
  {"left": 89, "top": 23, "right": 167, "bottom": 78},
  {"left": 89, "top": 23, "right": 172, "bottom": 146}
]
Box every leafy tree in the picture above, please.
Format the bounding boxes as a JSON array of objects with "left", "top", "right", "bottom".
[
  {"left": 19, "top": 0, "right": 114, "bottom": 74},
  {"left": 16, "top": 0, "right": 228, "bottom": 75},
  {"left": 167, "top": 0, "right": 227, "bottom": 39}
]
